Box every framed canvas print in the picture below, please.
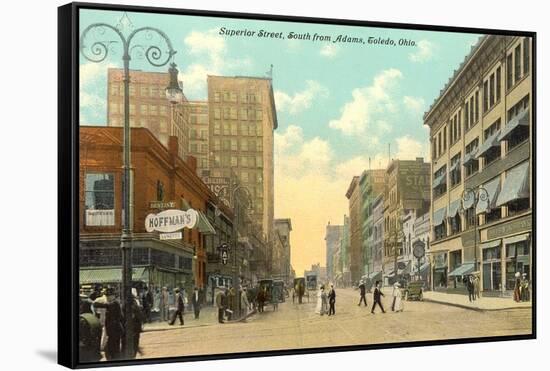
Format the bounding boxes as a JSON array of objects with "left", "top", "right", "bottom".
[{"left": 58, "top": 2, "right": 536, "bottom": 368}]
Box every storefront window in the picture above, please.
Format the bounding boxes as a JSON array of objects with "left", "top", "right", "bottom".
[
  {"left": 482, "top": 246, "right": 502, "bottom": 291},
  {"left": 505, "top": 240, "right": 530, "bottom": 290}
]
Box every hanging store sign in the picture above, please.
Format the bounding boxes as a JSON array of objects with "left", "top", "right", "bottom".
[
  {"left": 159, "top": 232, "right": 183, "bottom": 240},
  {"left": 149, "top": 200, "right": 176, "bottom": 209},
  {"left": 145, "top": 209, "right": 198, "bottom": 233}
]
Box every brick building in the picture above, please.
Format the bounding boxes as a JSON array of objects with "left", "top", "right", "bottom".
[{"left": 79, "top": 126, "right": 217, "bottom": 292}]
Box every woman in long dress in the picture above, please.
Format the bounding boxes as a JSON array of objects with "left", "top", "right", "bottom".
[
  {"left": 315, "top": 286, "right": 326, "bottom": 315},
  {"left": 393, "top": 283, "right": 404, "bottom": 312},
  {"left": 321, "top": 286, "right": 328, "bottom": 315}
]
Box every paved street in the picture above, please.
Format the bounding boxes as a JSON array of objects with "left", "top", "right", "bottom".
[{"left": 137, "top": 288, "right": 532, "bottom": 360}]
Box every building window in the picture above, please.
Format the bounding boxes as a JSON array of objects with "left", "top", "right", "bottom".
[
  {"left": 506, "top": 95, "right": 530, "bottom": 152},
  {"left": 506, "top": 53, "right": 513, "bottom": 90},
  {"left": 483, "top": 80, "right": 489, "bottom": 112},
  {"left": 496, "top": 66, "right": 502, "bottom": 102},
  {"left": 450, "top": 153, "right": 461, "bottom": 187},
  {"left": 485, "top": 206, "right": 501, "bottom": 224},
  {"left": 231, "top": 139, "right": 238, "bottom": 151},
  {"left": 484, "top": 120, "right": 501, "bottom": 166},
  {"left": 214, "top": 92, "right": 221, "bottom": 102},
  {"left": 508, "top": 198, "right": 530, "bottom": 216},
  {"left": 214, "top": 108, "right": 221, "bottom": 120},
  {"left": 223, "top": 107, "right": 230, "bottom": 120},
  {"left": 85, "top": 173, "right": 115, "bottom": 226},
  {"left": 449, "top": 213, "right": 461, "bottom": 235},
  {"left": 523, "top": 38, "right": 530, "bottom": 75},
  {"left": 433, "top": 165, "right": 447, "bottom": 199},
  {"left": 465, "top": 138, "right": 479, "bottom": 177},
  {"left": 514, "top": 44, "right": 522, "bottom": 82},
  {"left": 464, "top": 101, "right": 469, "bottom": 130},
  {"left": 240, "top": 108, "right": 248, "bottom": 120},
  {"left": 434, "top": 222, "right": 446, "bottom": 241},
  {"left": 465, "top": 207, "right": 476, "bottom": 229}
]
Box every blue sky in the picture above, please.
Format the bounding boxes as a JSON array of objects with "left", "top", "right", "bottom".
[{"left": 79, "top": 9, "right": 481, "bottom": 272}]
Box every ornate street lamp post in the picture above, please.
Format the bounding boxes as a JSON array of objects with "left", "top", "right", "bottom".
[
  {"left": 80, "top": 18, "right": 179, "bottom": 359},
  {"left": 460, "top": 186, "right": 491, "bottom": 272}
]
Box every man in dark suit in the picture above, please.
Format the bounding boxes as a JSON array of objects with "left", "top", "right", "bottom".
[
  {"left": 371, "top": 281, "right": 386, "bottom": 314},
  {"left": 358, "top": 280, "right": 367, "bottom": 306},
  {"left": 169, "top": 288, "right": 184, "bottom": 326},
  {"left": 191, "top": 287, "right": 201, "bottom": 319},
  {"left": 92, "top": 287, "right": 123, "bottom": 360},
  {"left": 328, "top": 284, "right": 336, "bottom": 316}
]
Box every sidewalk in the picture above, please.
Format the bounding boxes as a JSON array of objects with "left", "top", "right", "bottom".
[
  {"left": 423, "top": 291, "right": 532, "bottom": 311},
  {"left": 143, "top": 306, "right": 256, "bottom": 332}
]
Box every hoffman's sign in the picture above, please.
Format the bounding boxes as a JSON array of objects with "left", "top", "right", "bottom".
[{"left": 145, "top": 209, "right": 198, "bottom": 233}]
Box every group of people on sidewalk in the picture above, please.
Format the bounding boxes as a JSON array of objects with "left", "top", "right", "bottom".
[{"left": 463, "top": 275, "right": 481, "bottom": 302}]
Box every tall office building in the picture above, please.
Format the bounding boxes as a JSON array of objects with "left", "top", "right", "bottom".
[
  {"left": 206, "top": 75, "right": 278, "bottom": 242},
  {"left": 107, "top": 68, "right": 190, "bottom": 161},
  {"left": 187, "top": 101, "right": 210, "bottom": 174}
]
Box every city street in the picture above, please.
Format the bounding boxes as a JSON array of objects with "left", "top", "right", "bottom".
[{"left": 137, "top": 288, "right": 532, "bottom": 360}]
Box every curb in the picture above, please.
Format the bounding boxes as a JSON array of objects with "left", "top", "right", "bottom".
[
  {"left": 143, "top": 309, "right": 257, "bottom": 333},
  {"left": 423, "top": 298, "right": 532, "bottom": 312}
]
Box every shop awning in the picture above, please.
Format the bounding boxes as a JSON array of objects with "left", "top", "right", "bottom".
[
  {"left": 79, "top": 267, "right": 148, "bottom": 284},
  {"left": 476, "top": 176, "right": 501, "bottom": 214},
  {"left": 432, "top": 172, "right": 447, "bottom": 189},
  {"left": 475, "top": 131, "right": 501, "bottom": 159},
  {"left": 498, "top": 109, "right": 529, "bottom": 141},
  {"left": 481, "top": 239, "right": 501, "bottom": 249},
  {"left": 495, "top": 161, "right": 530, "bottom": 207},
  {"left": 448, "top": 199, "right": 461, "bottom": 218},
  {"left": 448, "top": 262, "right": 475, "bottom": 277},
  {"left": 504, "top": 233, "right": 530, "bottom": 245},
  {"left": 368, "top": 271, "right": 382, "bottom": 280},
  {"left": 196, "top": 211, "right": 216, "bottom": 235},
  {"left": 433, "top": 207, "right": 447, "bottom": 226},
  {"left": 449, "top": 159, "right": 461, "bottom": 172},
  {"left": 463, "top": 150, "right": 478, "bottom": 166}
]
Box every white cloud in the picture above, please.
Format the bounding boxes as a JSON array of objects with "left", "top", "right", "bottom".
[
  {"left": 409, "top": 40, "right": 435, "bottom": 63},
  {"left": 403, "top": 96, "right": 426, "bottom": 113},
  {"left": 320, "top": 44, "right": 339, "bottom": 58},
  {"left": 394, "top": 135, "right": 430, "bottom": 161},
  {"left": 274, "top": 125, "right": 304, "bottom": 154},
  {"left": 275, "top": 80, "right": 329, "bottom": 115},
  {"left": 328, "top": 68, "right": 403, "bottom": 136},
  {"left": 179, "top": 29, "right": 253, "bottom": 99}
]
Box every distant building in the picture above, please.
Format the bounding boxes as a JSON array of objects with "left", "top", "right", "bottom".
[
  {"left": 371, "top": 194, "right": 385, "bottom": 283},
  {"left": 325, "top": 222, "right": 343, "bottom": 282},
  {"left": 273, "top": 218, "right": 292, "bottom": 284},
  {"left": 187, "top": 101, "right": 209, "bottom": 175},
  {"left": 383, "top": 158, "right": 430, "bottom": 285},
  {"left": 359, "top": 169, "right": 386, "bottom": 278}
]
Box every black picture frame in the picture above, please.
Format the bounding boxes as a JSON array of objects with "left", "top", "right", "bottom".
[{"left": 58, "top": 2, "right": 536, "bottom": 368}]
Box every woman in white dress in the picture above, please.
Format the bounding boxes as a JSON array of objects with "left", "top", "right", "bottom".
[
  {"left": 393, "top": 282, "right": 404, "bottom": 312},
  {"left": 314, "top": 286, "right": 323, "bottom": 314}
]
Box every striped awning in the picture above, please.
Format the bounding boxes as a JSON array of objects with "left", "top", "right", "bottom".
[
  {"left": 475, "top": 131, "right": 501, "bottom": 159},
  {"left": 196, "top": 211, "right": 216, "bottom": 235},
  {"left": 498, "top": 109, "right": 529, "bottom": 141},
  {"left": 476, "top": 177, "right": 501, "bottom": 214},
  {"left": 433, "top": 207, "right": 447, "bottom": 226},
  {"left": 495, "top": 162, "right": 530, "bottom": 207},
  {"left": 79, "top": 267, "right": 148, "bottom": 284}
]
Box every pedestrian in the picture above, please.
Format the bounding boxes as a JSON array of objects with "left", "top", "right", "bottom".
[
  {"left": 93, "top": 287, "right": 123, "bottom": 361},
  {"left": 328, "top": 284, "right": 336, "bottom": 316},
  {"left": 513, "top": 272, "right": 521, "bottom": 302},
  {"left": 257, "top": 287, "right": 266, "bottom": 313},
  {"left": 521, "top": 273, "right": 530, "bottom": 302},
  {"left": 169, "top": 288, "right": 184, "bottom": 326},
  {"left": 79, "top": 294, "right": 102, "bottom": 363},
  {"left": 473, "top": 275, "right": 481, "bottom": 299},
  {"left": 391, "top": 282, "right": 400, "bottom": 311},
  {"left": 191, "top": 287, "right": 201, "bottom": 319},
  {"left": 159, "top": 287, "right": 169, "bottom": 321},
  {"left": 358, "top": 280, "right": 367, "bottom": 306},
  {"left": 393, "top": 282, "right": 404, "bottom": 312},
  {"left": 467, "top": 275, "right": 476, "bottom": 302},
  {"left": 141, "top": 286, "right": 153, "bottom": 323},
  {"left": 241, "top": 287, "right": 250, "bottom": 317},
  {"left": 371, "top": 281, "right": 386, "bottom": 314},
  {"left": 123, "top": 288, "right": 145, "bottom": 359},
  {"left": 215, "top": 288, "right": 226, "bottom": 323},
  {"left": 316, "top": 286, "right": 328, "bottom": 315},
  {"left": 227, "top": 286, "right": 235, "bottom": 320}
]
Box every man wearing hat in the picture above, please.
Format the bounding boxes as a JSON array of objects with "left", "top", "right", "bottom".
[
  {"left": 93, "top": 287, "right": 123, "bottom": 360},
  {"left": 169, "top": 288, "right": 184, "bottom": 326},
  {"left": 191, "top": 287, "right": 201, "bottom": 319}
]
